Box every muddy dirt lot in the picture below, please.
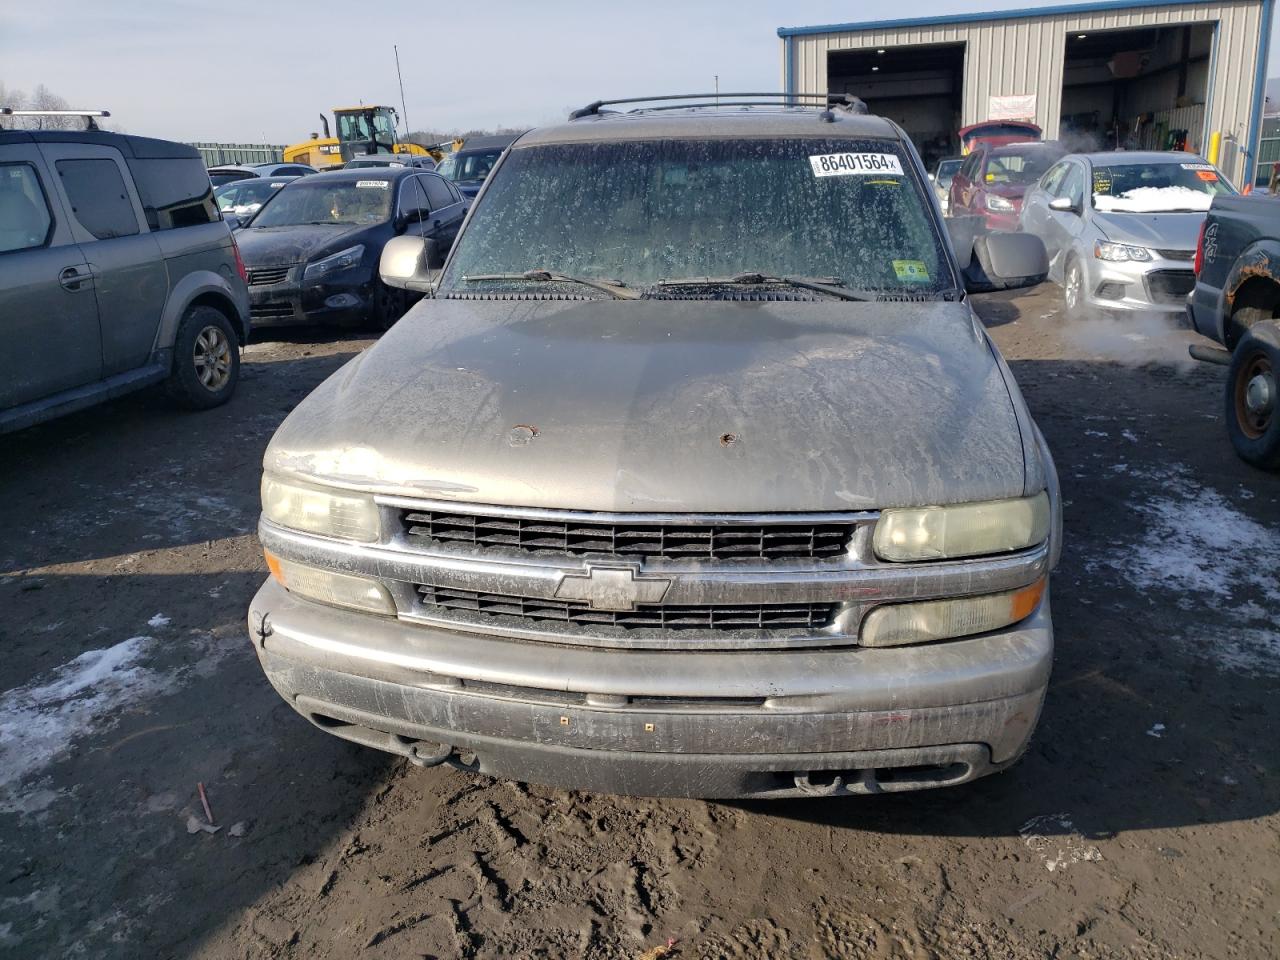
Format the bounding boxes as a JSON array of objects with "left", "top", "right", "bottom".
[{"left": 2, "top": 285, "right": 1277, "bottom": 959}]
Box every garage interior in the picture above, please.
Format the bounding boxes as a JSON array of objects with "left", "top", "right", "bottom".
[
  {"left": 827, "top": 43, "right": 965, "bottom": 169},
  {"left": 1060, "top": 24, "right": 1212, "bottom": 154}
]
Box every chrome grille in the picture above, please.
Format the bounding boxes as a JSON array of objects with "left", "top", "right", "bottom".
[
  {"left": 401, "top": 510, "right": 853, "bottom": 561},
  {"left": 247, "top": 266, "right": 291, "bottom": 285},
  {"left": 415, "top": 584, "right": 836, "bottom": 631}
]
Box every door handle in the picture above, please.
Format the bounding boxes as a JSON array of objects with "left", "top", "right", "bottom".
[{"left": 59, "top": 266, "right": 94, "bottom": 291}]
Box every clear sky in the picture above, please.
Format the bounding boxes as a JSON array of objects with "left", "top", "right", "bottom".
[{"left": 2, "top": 0, "right": 1276, "bottom": 144}]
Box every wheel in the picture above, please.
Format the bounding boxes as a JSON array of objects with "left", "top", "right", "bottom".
[
  {"left": 372, "top": 278, "right": 408, "bottom": 331},
  {"left": 1062, "top": 257, "right": 1085, "bottom": 320},
  {"left": 165, "top": 305, "right": 240, "bottom": 410},
  {"left": 1225, "top": 320, "right": 1280, "bottom": 470}
]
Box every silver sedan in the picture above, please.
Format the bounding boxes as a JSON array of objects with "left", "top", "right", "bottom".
[{"left": 1019, "top": 151, "right": 1234, "bottom": 318}]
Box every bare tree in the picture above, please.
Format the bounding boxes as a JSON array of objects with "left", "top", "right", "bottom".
[{"left": 1, "top": 82, "right": 89, "bottom": 130}]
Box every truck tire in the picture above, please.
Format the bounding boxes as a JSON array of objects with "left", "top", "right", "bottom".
[
  {"left": 1225, "top": 320, "right": 1280, "bottom": 470},
  {"left": 165, "top": 305, "right": 240, "bottom": 410}
]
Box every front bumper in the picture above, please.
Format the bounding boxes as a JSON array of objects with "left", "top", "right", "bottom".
[
  {"left": 248, "top": 578, "right": 1053, "bottom": 798},
  {"left": 1080, "top": 255, "right": 1196, "bottom": 315},
  {"left": 246, "top": 266, "right": 375, "bottom": 327}
]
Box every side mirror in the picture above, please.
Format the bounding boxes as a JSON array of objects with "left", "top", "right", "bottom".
[
  {"left": 380, "top": 235, "right": 444, "bottom": 292},
  {"left": 1048, "top": 196, "right": 1080, "bottom": 215},
  {"left": 962, "top": 231, "right": 1048, "bottom": 294}
]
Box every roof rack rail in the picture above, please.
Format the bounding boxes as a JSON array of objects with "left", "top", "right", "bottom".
[
  {"left": 0, "top": 108, "right": 111, "bottom": 130},
  {"left": 568, "top": 93, "right": 867, "bottom": 120}
]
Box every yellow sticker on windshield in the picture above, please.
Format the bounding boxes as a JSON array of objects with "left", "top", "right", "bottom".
[{"left": 893, "top": 260, "right": 930, "bottom": 283}]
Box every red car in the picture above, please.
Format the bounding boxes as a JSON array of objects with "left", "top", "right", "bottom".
[
  {"left": 948, "top": 141, "right": 1066, "bottom": 231},
  {"left": 958, "top": 120, "right": 1042, "bottom": 155}
]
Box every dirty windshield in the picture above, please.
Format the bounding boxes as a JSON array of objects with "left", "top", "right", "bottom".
[
  {"left": 438, "top": 138, "right": 950, "bottom": 296},
  {"left": 1091, "top": 161, "right": 1235, "bottom": 213},
  {"left": 248, "top": 178, "right": 393, "bottom": 227}
]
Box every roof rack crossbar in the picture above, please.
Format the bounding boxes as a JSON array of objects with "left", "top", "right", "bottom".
[
  {"left": 568, "top": 93, "right": 865, "bottom": 120},
  {"left": 0, "top": 108, "right": 111, "bottom": 130}
]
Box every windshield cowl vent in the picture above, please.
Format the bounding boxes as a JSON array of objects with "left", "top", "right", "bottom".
[
  {"left": 645, "top": 289, "right": 821, "bottom": 302},
  {"left": 440, "top": 291, "right": 597, "bottom": 301}
]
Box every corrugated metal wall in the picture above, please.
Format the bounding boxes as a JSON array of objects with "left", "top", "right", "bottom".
[{"left": 783, "top": 1, "right": 1264, "bottom": 183}]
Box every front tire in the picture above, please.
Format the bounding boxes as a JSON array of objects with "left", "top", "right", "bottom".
[
  {"left": 1225, "top": 320, "right": 1280, "bottom": 470},
  {"left": 1062, "top": 257, "right": 1085, "bottom": 320},
  {"left": 165, "top": 305, "right": 240, "bottom": 410},
  {"left": 372, "top": 278, "right": 408, "bottom": 331}
]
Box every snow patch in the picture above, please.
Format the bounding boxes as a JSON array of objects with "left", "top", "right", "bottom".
[
  {"left": 147, "top": 613, "right": 170, "bottom": 628},
  {"left": 1093, "top": 464, "right": 1280, "bottom": 674},
  {"left": 0, "top": 631, "right": 245, "bottom": 814},
  {"left": 0, "top": 638, "right": 172, "bottom": 811},
  {"left": 1146, "top": 723, "right": 1166, "bottom": 738},
  {"left": 1093, "top": 185, "right": 1213, "bottom": 213}
]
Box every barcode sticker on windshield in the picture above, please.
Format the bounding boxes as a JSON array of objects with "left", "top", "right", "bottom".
[
  {"left": 355, "top": 180, "right": 389, "bottom": 188},
  {"left": 809, "top": 153, "right": 903, "bottom": 177},
  {"left": 1180, "top": 163, "right": 1214, "bottom": 171}
]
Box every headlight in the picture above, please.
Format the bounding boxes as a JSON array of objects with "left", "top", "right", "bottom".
[
  {"left": 985, "top": 194, "right": 1015, "bottom": 212},
  {"left": 1094, "top": 241, "right": 1152, "bottom": 262},
  {"left": 860, "top": 578, "right": 1045, "bottom": 647},
  {"left": 261, "top": 474, "right": 379, "bottom": 541},
  {"left": 264, "top": 550, "right": 394, "bottom": 615},
  {"left": 873, "top": 492, "right": 1050, "bottom": 562},
  {"left": 303, "top": 244, "right": 365, "bottom": 282}
]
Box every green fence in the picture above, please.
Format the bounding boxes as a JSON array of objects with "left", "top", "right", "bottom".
[{"left": 188, "top": 141, "right": 287, "bottom": 167}]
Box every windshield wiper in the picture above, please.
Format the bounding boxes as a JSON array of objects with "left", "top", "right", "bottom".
[
  {"left": 655, "top": 272, "right": 877, "bottom": 301},
  {"left": 463, "top": 269, "right": 640, "bottom": 300}
]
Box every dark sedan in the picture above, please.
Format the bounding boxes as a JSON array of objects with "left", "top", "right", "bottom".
[{"left": 235, "top": 168, "right": 469, "bottom": 328}]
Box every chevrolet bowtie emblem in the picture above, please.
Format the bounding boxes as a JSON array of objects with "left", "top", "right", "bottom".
[{"left": 554, "top": 565, "right": 671, "bottom": 611}]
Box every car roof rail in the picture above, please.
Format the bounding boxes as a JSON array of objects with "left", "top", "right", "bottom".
[
  {"left": 0, "top": 108, "right": 111, "bottom": 130},
  {"left": 568, "top": 93, "right": 867, "bottom": 120}
]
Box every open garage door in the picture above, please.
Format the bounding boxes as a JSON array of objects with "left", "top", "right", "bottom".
[
  {"left": 1060, "top": 25, "right": 1212, "bottom": 158},
  {"left": 827, "top": 43, "right": 965, "bottom": 172}
]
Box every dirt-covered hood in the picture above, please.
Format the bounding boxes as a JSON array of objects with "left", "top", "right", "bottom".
[{"left": 264, "top": 298, "right": 1031, "bottom": 512}]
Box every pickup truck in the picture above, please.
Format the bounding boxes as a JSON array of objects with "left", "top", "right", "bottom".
[
  {"left": 248, "top": 93, "right": 1061, "bottom": 800},
  {"left": 1188, "top": 194, "right": 1280, "bottom": 469}
]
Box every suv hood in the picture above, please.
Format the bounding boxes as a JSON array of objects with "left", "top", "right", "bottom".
[
  {"left": 265, "top": 299, "right": 1029, "bottom": 512},
  {"left": 236, "top": 223, "right": 370, "bottom": 266}
]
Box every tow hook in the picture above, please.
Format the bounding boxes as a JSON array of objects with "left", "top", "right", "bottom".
[
  {"left": 793, "top": 772, "right": 846, "bottom": 797},
  {"left": 407, "top": 741, "right": 453, "bottom": 768}
]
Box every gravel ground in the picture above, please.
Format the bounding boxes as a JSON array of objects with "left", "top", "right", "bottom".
[{"left": 1, "top": 286, "right": 1277, "bottom": 959}]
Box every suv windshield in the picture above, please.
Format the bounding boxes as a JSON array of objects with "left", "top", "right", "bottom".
[
  {"left": 1091, "top": 161, "right": 1234, "bottom": 213},
  {"left": 248, "top": 178, "right": 393, "bottom": 227},
  {"left": 439, "top": 138, "right": 950, "bottom": 296},
  {"left": 437, "top": 150, "right": 503, "bottom": 183}
]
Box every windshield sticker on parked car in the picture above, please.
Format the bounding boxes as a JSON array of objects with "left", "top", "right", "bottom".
[
  {"left": 809, "top": 153, "right": 903, "bottom": 177},
  {"left": 1180, "top": 163, "right": 1214, "bottom": 171},
  {"left": 355, "top": 180, "right": 390, "bottom": 188},
  {"left": 1195, "top": 170, "right": 1219, "bottom": 182},
  {"left": 1093, "top": 173, "right": 1112, "bottom": 194},
  {"left": 893, "top": 260, "right": 930, "bottom": 282}
]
